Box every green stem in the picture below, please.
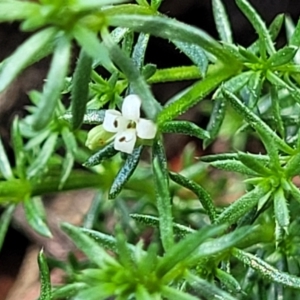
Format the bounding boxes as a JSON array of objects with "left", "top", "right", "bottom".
[{"left": 147, "top": 66, "right": 202, "bottom": 84}]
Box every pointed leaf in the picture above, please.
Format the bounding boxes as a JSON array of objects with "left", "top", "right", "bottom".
[
  {"left": 109, "top": 145, "right": 143, "bottom": 198},
  {"left": 212, "top": 0, "right": 233, "bottom": 43},
  {"left": 222, "top": 88, "right": 293, "bottom": 154},
  {"left": 0, "top": 204, "right": 15, "bottom": 252},
  {"left": 71, "top": 50, "right": 93, "bottom": 130},
  {"left": 238, "top": 152, "right": 272, "bottom": 176},
  {"left": 274, "top": 188, "right": 290, "bottom": 230},
  {"left": 32, "top": 36, "right": 71, "bottom": 130},
  {"left": 216, "top": 185, "right": 270, "bottom": 225},
  {"left": 161, "top": 121, "right": 210, "bottom": 140},
  {"left": 61, "top": 223, "right": 118, "bottom": 268},
  {"left": 156, "top": 224, "right": 226, "bottom": 278},
  {"left": 0, "top": 27, "right": 56, "bottom": 92},
  {"left": 210, "top": 159, "right": 258, "bottom": 176},
  {"left": 173, "top": 40, "right": 208, "bottom": 77},
  {"left": 169, "top": 172, "right": 216, "bottom": 222},
  {"left": 130, "top": 213, "right": 195, "bottom": 238},
  {"left": 267, "top": 46, "right": 298, "bottom": 68},
  {"left": 38, "top": 249, "right": 52, "bottom": 300},
  {"left": 233, "top": 248, "right": 300, "bottom": 289},
  {"left": 186, "top": 271, "right": 238, "bottom": 300},
  {"left": 0, "top": 136, "right": 13, "bottom": 180},
  {"left": 236, "top": 0, "right": 275, "bottom": 55},
  {"left": 83, "top": 143, "right": 118, "bottom": 167},
  {"left": 24, "top": 196, "right": 52, "bottom": 238},
  {"left": 152, "top": 139, "right": 174, "bottom": 251},
  {"left": 27, "top": 133, "right": 58, "bottom": 179}
]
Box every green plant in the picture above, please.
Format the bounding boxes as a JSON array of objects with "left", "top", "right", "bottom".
[{"left": 1, "top": 0, "right": 300, "bottom": 299}]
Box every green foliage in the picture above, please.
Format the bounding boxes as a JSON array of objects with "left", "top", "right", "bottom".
[{"left": 1, "top": 0, "right": 300, "bottom": 298}]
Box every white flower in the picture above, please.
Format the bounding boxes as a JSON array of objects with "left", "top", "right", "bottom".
[{"left": 102, "top": 94, "right": 157, "bottom": 154}]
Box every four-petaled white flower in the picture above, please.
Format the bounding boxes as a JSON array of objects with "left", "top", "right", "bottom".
[{"left": 102, "top": 94, "right": 157, "bottom": 154}]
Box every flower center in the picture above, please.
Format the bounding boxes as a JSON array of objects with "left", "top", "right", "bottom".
[{"left": 127, "top": 121, "right": 136, "bottom": 129}]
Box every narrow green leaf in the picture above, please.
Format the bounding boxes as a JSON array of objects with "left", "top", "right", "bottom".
[
  {"left": 203, "top": 97, "right": 226, "bottom": 148},
  {"left": 38, "top": 249, "right": 52, "bottom": 300},
  {"left": 11, "top": 117, "right": 26, "bottom": 179},
  {"left": 248, "top": 14, "right": 284, "bottom": 54},
  {"left": 232, "top": 248, "right": 300, "bottom": 289},
  {"left": 186, "top": 271, "right": 238, "bottom": 300},
  {"left": 24, "top": 196, "right": 52, "bottom": 238},
  {"left": 79, "top": 227, "right": 136, "bottom": 253},
  {"left": 109, "top": 145, "right": 143, "bottom": 199},
  {"left": 289, "top": 18, "right": 300, "bottom": 47},
  {"left": 59, "top": 151, "right": 74, "bottom": 190},
  {"left": 215, "top": 268, "right": 242, "bottom": 293},
  {"left": 27, "top": 133, "right": 58, "bottom": 179},
  {"left": 204, "top": 71, "right": 250, "bottom": 148},
  {"left": 83, "top": 143, "right": 118, "bottom": 167},
  {"left": 151, "top": 0, "right": 163, "bottom": 10},
  {"left": 73, "top": 24, "right": 114, "bottom": 73},
  {"left": 236, "top": 0, "right": 275, "bottom": 55},
  {"left": 71, "top": 50, "right": 93, "bottom": 130},
  {"left": 267, "top": 46, "right": 298, "bottom": 68},
  {"left": 0, "top": 27, "right": 56, "bottom": 92},
  {"left": 152, "top": 138, "right": 173, "bottom": 251},
  {"left": 222, "top": 88, "right": 293, "bottom": 154},
  {"left": 132, "top": 32, "right": 149, "bottom": 69},
  {"left": 142, "top": 63, "right": 156, "bottom": 80},
  {"left": 156, "top": 225, "right": 226, "bottom": 278},
  {"left": 61, "top": 222, "right": 117, "bottom": 268},
  {"left": 0, "top": 1, "right": 39, "bottom": 22},
  {"left": 33, "top": 36, "right": 71, "bottom": 130},
  {"left": 130, "top": 213, "right": 195, "bottom": 237},
  {"left": 173, "top": 40, "right": 208, "bottom": 77},
  {"left": 83, "top": 191, "right": 104, "bottom": 229},
  {"left": 52, "top": 283, "right": 88, "bottom": 299},
  {"left": 210, "top": 159, "right": 258, "bottom": 176},
  {"left": 247, "top": 71, "right": 263, "bottom": 109},
  {"left": 200, "top": 153, "right": 239, "bottom": 162},
  {"left": 0, "top": 136, "right": 13, "bottom": 179},
  {"left": 274, "top": 188, "right": 290, "bottom": 230},
  {"left": 169, "top": 172, "right": 216, "bottom": 222},
  {"left": 238, "top": 152, "right": 272, "bottom": 175},
  {"left": 190, "top": 226, "right": 253, "bottom": 262},
  {"left": 212, "top": 0, "right": 233, "bottom": 43},
  {"left": 160, "top": 121, "right": 210, "bottom": 140},
  {"left": 270, "top": 86, "right": 285, "bottom": 138},
  {"left": 62, "top": 109, "right": 106, "bottom": 125},
  {"left": 158, "top": 64, "right": 236, "bottom": 125},
  {"left": 107, "top": 13, "right": 240, "bottom": 63},
  {"left": 216, "top": 185, "right": 270, "bottom": 225},
  {"left": 0, "top": 204, "right": 15, "bottom": 252},
  {"left": 267, "top": 70, "right": 300, "bottom": 104},
  {"left": 148, "top": 66, "right": 201, "bottom": 84},
  {"left": 102, "top": 29, "right": 161, "bottom": 120}
]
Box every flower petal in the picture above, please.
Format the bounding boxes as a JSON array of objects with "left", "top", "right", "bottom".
[
  {"left": 136, "top": 118, "right": 157, "bottom": 139},
  {"left": 121, "top": 94, "right": 141, "bottom": 121},
  {"left": 103, "top": 109, "right": 122, "bottom": 133},
  {"left": 114, "top": 129, "right": 137, "bottom": 154}
]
